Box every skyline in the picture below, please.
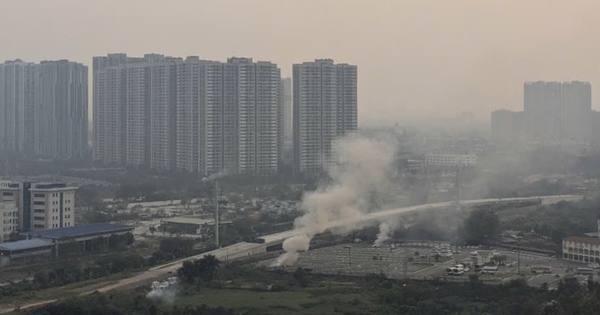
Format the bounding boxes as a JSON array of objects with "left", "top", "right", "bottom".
[{"left": 3, "top": 0, "right": 600, "bottom": 125}]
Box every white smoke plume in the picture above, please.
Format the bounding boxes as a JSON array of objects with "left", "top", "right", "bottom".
[
  {"left": 374, "top": 218, "right": 403, "bottom": 247},
  {"left": 147, "top": 277, "right": 179, "bottom": 304},
  {"left": 276, "top": 135, "right": 398, "bottom": 266}
]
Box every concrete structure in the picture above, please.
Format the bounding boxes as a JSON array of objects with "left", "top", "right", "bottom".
[
  {"left": 524, "top": 81, "right": 591, "bottom": 143},
  {"left": 0, "top": 181, "right": 77, "bottom": 232},
  {"left": 562, "top": 236, "right": 600, "bottom": 263},
  {"left": 29, "top": 183, "right": 77, "bottom": 230},
  {"left": 293, "top": 59, "right": 357, "bottom": 174},
  {"left": 424, "top": 154, "right": 477, "bottom": 167},
  {"left": 160, "top": 217, "right": 232, "bottom": 235},
  {"left": 491, "top": 109, "right": 524, "bottom": 144},
  {"left": 26, "top": 222, "right": 134, "bottom": 257},
  {"left": 0, "top": 202, "right": 18, "bottom": 243},
  {"left": 94, "top": 54, "right": 281, "bottom": 175},
  {"left": 0, "top": 59, "right": 88, "bottom": 160},
  {"left": 0, "top": 238, "right": 53, "bottom": 267},
  {"left": 280, "top": 78, "right": 292, "bottom": 141}
]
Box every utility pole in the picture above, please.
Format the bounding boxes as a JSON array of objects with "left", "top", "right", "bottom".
[{"left": 214, "top": 181, "right": 220, "bottom": 248}]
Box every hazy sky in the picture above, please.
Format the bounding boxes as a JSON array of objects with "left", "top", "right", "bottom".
[{"left": 2, "top": 0, "right": 600, "bottom": 126}]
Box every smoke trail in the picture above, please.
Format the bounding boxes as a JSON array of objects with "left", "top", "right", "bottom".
[
  {"left": 275, "top": 135, "right": 398, "bottom": 266},
  {"left": 147, "top": 277, "right": 179, "bottom": 304},
  {"left": 374, "top": 222, "right": 392, "bottom": 247}
]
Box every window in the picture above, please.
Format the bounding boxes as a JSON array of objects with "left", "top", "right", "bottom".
[
  {"left": 2, "top": 192, "right": 13, "bottom": 196},
  {"left": 34, "top": 194, "right": 44, "bottom": 198},
  {"left": 33, "top": 201, "right": 45, "bottom": 205}
]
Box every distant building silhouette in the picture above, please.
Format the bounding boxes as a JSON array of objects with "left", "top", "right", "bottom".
[
  {"left": 491, "top": 81, "right": 592, "bottom": 146},
  {"left": 524, "top": 81, "right": 591, "bottom": 143},
  {"left": 0, "top": 60, "right": 88, "bottom": 160}
]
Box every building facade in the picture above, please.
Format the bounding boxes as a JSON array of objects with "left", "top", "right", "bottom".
[
  {"left": 94, "top": 54, "right": 282, "bottom": 176},
  {"left": 562, "top": 236, "right": 600, "bottom": 263},
  {"left": 491, "top": 109, "right": 524, "bottom": 144},
  {"left": 424, "top": 154, "right": 477, "bottom": 167},
  {"left": 0, "top": 181, "right": 76, "bottom": 233},
  {"left": 292, "top": 59, "right": 357, "bottom": 174},
  {"left": 0, "top": 60, "right": 88, "bottom": 160},
  {"left": 524, "top": 81, "right": 591, "bottom": 143},
  {"left": 30, "top": 183, "right": 76, "bottom": 230},
  {"left": 0, "top": 202, "right": 18, "bottom": 243}
]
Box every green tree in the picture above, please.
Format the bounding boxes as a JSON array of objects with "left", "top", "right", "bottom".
[
  {"left": 177, "top": 255, "right": 221, "bottom": 286},
  {"left": 460, "top": 209, "right": 500, "bottom": 245}
]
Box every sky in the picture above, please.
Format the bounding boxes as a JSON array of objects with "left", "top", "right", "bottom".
[{"left": 2, "top": 0, "right": 600, "bottom": 126}]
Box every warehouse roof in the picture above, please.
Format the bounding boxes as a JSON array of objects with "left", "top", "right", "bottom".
[
  {"left": 0, "top": 239, "right": 53, "bottom": 252},
  {"left": 27, "top": 223, "right": 133, "bottom": 240}
]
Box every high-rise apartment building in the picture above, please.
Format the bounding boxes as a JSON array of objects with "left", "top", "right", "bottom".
[
  {"left": 280, "top": 78, "right": 292, "bottom": 141},
  {"left": 0, "top": 60, "right": 87, "bottom": 160},
  {"left": 491, "top": 109, "right": 524, "bottom": 144},
  {"left": 94, "top": 54, "right": 281, "bottom": 176},
  {"left": 524, "top": 81, "right": 591, "bottom": 143},
  {"left": 293, "top": 59, "right": 357, "bottom": 174}
]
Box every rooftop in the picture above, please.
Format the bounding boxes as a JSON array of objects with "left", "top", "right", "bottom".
[
  {"left": 564, "top": 236, "right": 600, "bottom": 246},
  {"left": 162, "top": 217, "right": 215, "bottom": 226},
  {"left": 27, "top": 223, "right": 133, "bottom": 239},
  {"left": 0, "top": 239, "right": 53, "bottom": 252}
]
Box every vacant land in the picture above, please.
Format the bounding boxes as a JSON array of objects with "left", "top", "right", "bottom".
[{"left": 175, "top": 286, "right": 383, "bottom": 315}]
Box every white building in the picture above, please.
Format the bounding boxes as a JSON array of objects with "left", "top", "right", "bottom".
[
  {"left": 95, "top": 54, "right": 281, "bottom": 176},
  {"left": 293, "top": 59, "right": 357, "bottom": 174},
  {"left": 0, "top": 181, "right": 77, "bottom": 232},
  {"left": 30, "top": 183, "right": 77, "bottom": 230},
  {"left": 424, "top": 154, "right": 477, "bottom": 167},
  {"left": 0, "top": 202, "right": 18, "bottom": 243},
  {"left": 562, "top": 236, "right": 600, "bottom": 263}
]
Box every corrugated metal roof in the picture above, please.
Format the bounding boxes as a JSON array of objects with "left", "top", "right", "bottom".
[
  {"left": 0, "top": 239, "right": 53, "bottom": 251},
  {"left": 27, "top": 223, "right": 134, "bottom": 239}
]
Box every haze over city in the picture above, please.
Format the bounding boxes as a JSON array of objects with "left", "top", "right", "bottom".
[{"left": 3, "top": 0, "right": 600, "bottom": 126}]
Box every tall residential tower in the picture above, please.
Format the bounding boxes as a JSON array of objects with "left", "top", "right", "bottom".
[
  {"left": 293, "top": 59, "right": 357, "bottom": 174},
  {"left": 0, "top": 60, "right": 88, "bottom": 160},
  {"left": 93, "top": 54, "right": 282, "bottom": 176}
]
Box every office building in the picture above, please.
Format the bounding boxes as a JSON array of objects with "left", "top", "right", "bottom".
[
  {"left": 0, "top": 181, "right": 76, "bottom": 232},
  {"left": 94, "top": 54, "right": 282, "bottom": 175},
  {"left": 0, "top": 60, "right": 88, "bottom": 160},
  {"left": 293, "top": 59, "right": 357, "bottom": 174}
]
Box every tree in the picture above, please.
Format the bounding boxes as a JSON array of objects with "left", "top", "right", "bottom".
[
  {"left": 177, "top": 255, "right": 221, "bottom": 285},
  {"left": 460, "top": 209, "right": 500, "bottom": 245}
]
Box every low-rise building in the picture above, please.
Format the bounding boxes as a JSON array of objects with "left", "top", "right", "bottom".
[
  {"left": 160, "top": 217, "right": 232, "bottom": 235},
  {"left": 425, "top": 154, "right": 477, "bottom": 167},
  {"left": 562, "top": 236, "right": 600, "bottom": 263},
  {"left": 0, "top": 202, "right": 18, "bottom": 242}
]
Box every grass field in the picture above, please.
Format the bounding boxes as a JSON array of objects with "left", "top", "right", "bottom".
[{"left": 174, "top": 285, "right": 384, "bottom": 315}]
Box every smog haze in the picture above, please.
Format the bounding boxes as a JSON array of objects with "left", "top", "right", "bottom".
[{"left": 2, "top": 0, "right": 600, "bottom": 126}]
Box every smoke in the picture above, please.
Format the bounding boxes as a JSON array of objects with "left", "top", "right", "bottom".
[
  {"left": 147, "top": 277, "right": 179, "bottom": 304},
  {"left": 374, "top": 221, "right": 394, "bottom": 247},
  {"left": 276, "top": 135, "right": 398, "bottom": 266},
  {"left": 202, "top": 170, "right": 230, "bottom": 182}
]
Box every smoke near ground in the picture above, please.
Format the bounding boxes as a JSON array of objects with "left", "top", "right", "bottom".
[
  {"left": 147, "top": 277, "right": 179, "bottom": 304},
  {"left": 276, "top": 135, "right": 398, "bottom": 266}
]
